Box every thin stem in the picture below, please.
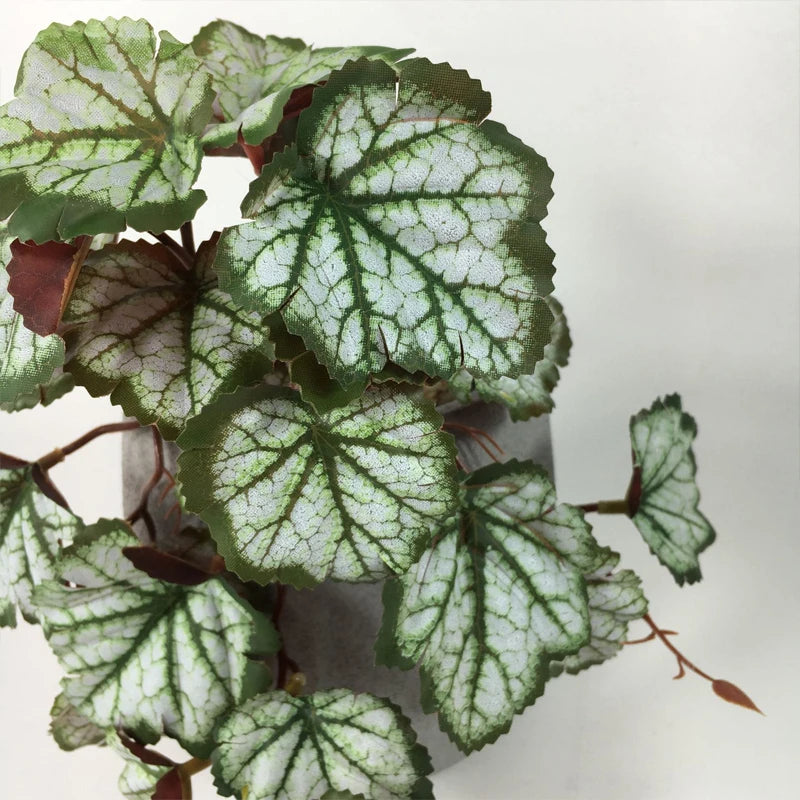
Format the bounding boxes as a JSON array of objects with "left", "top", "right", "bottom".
[
  {"left": 443, "top": 421, "right": 504, "bottom": 463},
  {"left": 179, "top": 757, "right": 212, "bottom": 778},
  {"left": 180, "top": 221, "right": 196, "bottom": 256},
  {"left": 37, "top": 421, "right": 141, "bottom": 471},
  {"left": 271, "top": 585, "right": 300, "bottom": 689},
  {"left": 577, "top": 499, "right": 630, "bottom": 515},
  {"left": 639, "top": 613, "right": 715, "bottom": 682},
  {"left": 152, "top": 232, "right": 193, "bottom": 270}
]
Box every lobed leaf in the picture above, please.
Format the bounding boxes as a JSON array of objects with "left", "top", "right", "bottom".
[
  {"left": 628, "top": 394, "right": 716, "bottom": 584},
  {"left": 214, "top": 57, "right": 556, "bottom": 389},
  {"left": 177, "top": 384, "right": 459, "bottom": 587},
  {"left": 62, "top": 236, "right": 274, "bottom": 439},
  {"left": 450, "top": 295, "right": 571, "bottom": 419},
  {"left": 0, "top": 225, "right": 66, "bottom": 407},
  {"left": 0, "top": 17, "right": 214, "bottom": 241},
  {"left": 192, "top": 20, "right": 412, "bottom": 149},
  {"left": 0, "top": 463, "right": 80, "bottom": 627},
  {"left": 549, "top": 551, "right": 648, "bottom": 677},
  {"left": 33, "top": 519, "right": 278, "bottom": 757},
  {"left": 211, "top": 689, "right": 433, "bottom": 800},
  {"left": 377, "top": 460, "right": 604, "bottom": 752}
]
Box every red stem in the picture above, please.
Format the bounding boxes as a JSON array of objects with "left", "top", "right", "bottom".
[{"left": 37, "top": 421, "right": 141, "bottom": 471}]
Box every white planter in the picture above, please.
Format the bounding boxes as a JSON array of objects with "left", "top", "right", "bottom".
[{"left": 122, "top": 401, "right": 553, "bottom": 770}]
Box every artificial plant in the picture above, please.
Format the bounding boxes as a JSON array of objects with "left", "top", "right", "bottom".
[{"left": 0, "top": 17, "right": 759, "bottom": 800}]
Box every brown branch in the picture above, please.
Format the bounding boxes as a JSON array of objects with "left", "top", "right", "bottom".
[
  {"left": 629, "top": 613, "right": 764, "bottom": 715},
  {"left": 576, "top": 499, "right": 630, "bottom": 515},
  {"left": 180, "top": 222, "right": 196, "bottom": 257},
  {"left": 37, "top": 421, "right": 142, "bottom": 471},
  {"left": 152, "top": 232, "right": 193, "bottom": 271}
]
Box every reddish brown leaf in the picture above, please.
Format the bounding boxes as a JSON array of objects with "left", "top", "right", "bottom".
[
  {"left": 153, "top": 767, "right": 189, "bottom": 799},
  {"left": 7, "top": 236, "right": 92, "bottom": 335},
  {"left": 711, "top": 679, "right": 764, "bottom": 715},
  {"left": 117, "top": 731, "right": 176, "bottom": 767},
  {"left": 123, "top": 546, "right": 214, "bottom": 586}
]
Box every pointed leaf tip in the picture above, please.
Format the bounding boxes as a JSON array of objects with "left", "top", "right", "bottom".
[{"left": 711, "top": 679, "right": 763, "bottom": 715}]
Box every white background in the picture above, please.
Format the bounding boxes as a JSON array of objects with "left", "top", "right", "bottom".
[{"left": 0, "top": 2, "right": 798, "bottom": 798}]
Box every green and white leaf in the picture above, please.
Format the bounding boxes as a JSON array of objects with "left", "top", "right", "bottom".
[
  {"left": 192, "top": 20, "right": 412, "bottom": 148},
  {"left": 63, "top": 237, "right": 274, "bottom": 439},
  {"left": 33, "top": 519, "right": 278, "bottom": 757},
  {"left": 0, "top": 368, "right": 75, "bottom": 413},
  {"left": 450, "top": 295, "right": 571, "bottom": 419},
  {"left": 0, "top": 17, "right": 214, "bottom": 242},
  {"left": 377, "top": 460, "right": 604, "bottom": 752},
  {"left": 629, "top": 394, "right": 716, "bottom": 585},
  {"left": 212, "top": 689, "right": 433, "bottom": 800},
  {"left": 107, "top": 732, "right": 171, "bottom": 800},
  {"left": 0, "top": 225, "right": 66, "bottom": 407},
  {"left": 549, "top": 551, "right": 648, "bottom": 677},
  {"left": 177, "top": 384, "right": 458, "bottom": 588},
  {"left": 0, "top": 465, "right": 80, "bottom": 627},
  {"left": 214, "top": 58, "right": 555, "bottom": 389},
  {"left": 50, "top": 692, "right": 106, "bottom": 751}
]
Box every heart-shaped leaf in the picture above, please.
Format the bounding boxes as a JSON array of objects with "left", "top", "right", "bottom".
[
  {"left": 0, "top": 226, "right": 66, "bottom": 407},
  {"left": 214, "top": 57, "right": 556, "bottom": 389},
  {"left": 450, "top": 295, "right": 571, "bottom": 419},
  {"left": 177, "top": 384, "right": 459, "bottom": 588},
  {"left": 0, "top": 462, "right": 80, "bottom": 627},
  {"left": 211, "top": 689, "right": 433, "bottom": 800},
  {"left": 549, "top": 551, "right": 648, "bottom": 677},
  {"left": 628, "top": 394, "right": 716, "bottom": 584},
  {"left": 377, "top": 460, "right": 604, "bottom": 752},
  {"left": 192, "top": 20, "right": 412, "bottom": 149},
  {"left": 33, "top": 519, "right": 278, "bottom": 757},
  {"left": 62, "top": 237, "right": 274, "bottom": 439},
  {"left": 0, "top": 17, "right": 214, "bottom": 242}
]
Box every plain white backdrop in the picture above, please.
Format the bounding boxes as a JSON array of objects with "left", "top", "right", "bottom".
[{"left": 0, "top": 2, "right": 798, "bottom": 798}]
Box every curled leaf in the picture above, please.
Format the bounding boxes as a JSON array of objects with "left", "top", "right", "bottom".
[{"left": 7, "top": 237, "right": 91, "bottom": 336}]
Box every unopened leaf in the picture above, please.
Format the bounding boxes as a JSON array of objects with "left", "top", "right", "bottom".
[
  {"left": 711, "top": 679, "right": 763, "bottom": 715},
  {"left": 50, "top": 693, "right": 105, "bottom": 751},
  {"left": 0, "top": 226, "right": 65, "bottom": 406},
  {"left": 177, "top": 384, "right": 458, "bottom": 588},
  {"left": 34, "top": 519, "right": 278, "bottom": 757},
  {"left": 549, "top": 551, "right": 648, "bottom": 677},
  {"left": 193, "top": 20, "right": 412, "bottom": 148},
  {"left": 6, "top": 237, "right": 91, "bottom": 336},
  {"left": 63, "top": 237, "right": 274, "bottom": 439},
  {"left": 214, "top": 57, "right": 556, "bottom": 389},
  {"left": 0, "top": 463, "right": 80, "bottom": 626},
  {"left": 629, "top": 394, "right": 716, "bottom": 584},
  {"left": 211, "top": 689, "right": 433, "bottom": 800},
  {"left": 450, "top": 295, "right": 571, "bottom": 419},
  {"left": 377, "top": 460, "right": 603, "bottom": 752},
  {"left": 0, "top": 17, "right": 214, "bottom": 241}
]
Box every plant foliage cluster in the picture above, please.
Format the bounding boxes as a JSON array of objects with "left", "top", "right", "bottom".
[{"left": 0, "top": 17, "right": 748, "bottom": 800}]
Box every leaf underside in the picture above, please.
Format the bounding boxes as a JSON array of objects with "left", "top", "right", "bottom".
[
  {"left": 0, "top": 225, "right": 66, "bottom": 407},
  {"left": 0, "top": 464, "right": 80, "bottom": 627},
  {"left": 629, "top": 394, "right": 716, "bottom": 584},
  {"left": 0, "top": 17, "right": 214, "bottom": 241},
  {"left": 33, "top": 520, "right": 278, "bottom": 757},
  {"left": 450, "top": 294, "right": 571, "bottom": 419},
  {"left": 193, "top": 19, "right": 413, "bottom": 149},
  {"left": 211, "top": 689, "right": 434, "bottom": 800},
  {"left": 377, "top": 460, "right": 606, "bottom": 752},
  {"left": 214, "top": 57, "right": 556, "bottom": 389},
  {"left": 49, "top": 692, "right": 105, "bottom": 751},
  {"left": 62, "top": 237, "right": 274, "bottom": 439},
  {"left": 177, "top": 384, "right": 459, "bottom": 588}
]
